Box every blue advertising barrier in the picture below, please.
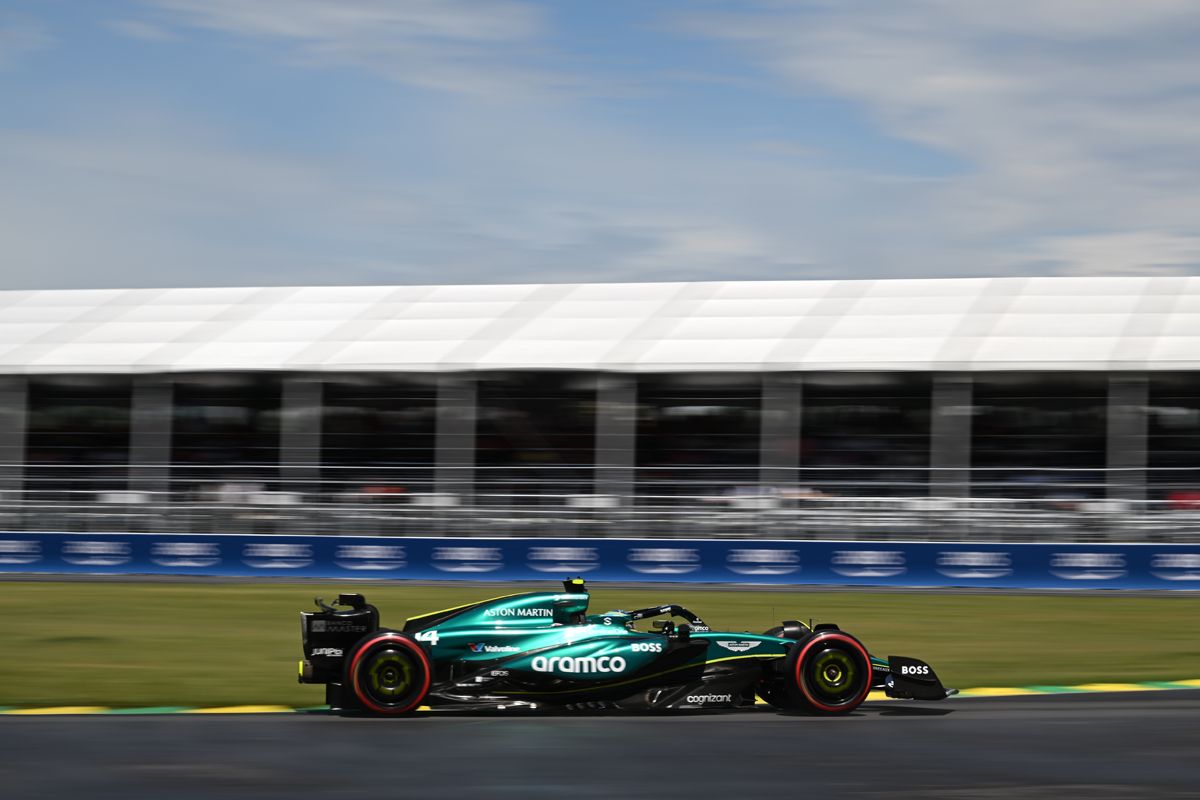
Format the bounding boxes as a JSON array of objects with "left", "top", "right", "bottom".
[{"left": 1, "top": 532, "right": 1199, "bottom": 590}]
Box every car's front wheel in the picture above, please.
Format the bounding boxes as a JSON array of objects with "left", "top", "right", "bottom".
[
  {"left": 345, "top": 631, "right": 432, "bottom": 715},
  {"left": 784, "top": 632, "right": 872, "bottom": 715}
]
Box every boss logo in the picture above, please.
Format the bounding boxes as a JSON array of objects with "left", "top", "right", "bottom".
[
  {"left": 630, "top": 642, "right": 663, "bottom": 653},
  {"left": 900, "top": 665, "right": 930, "bottom": 676}
]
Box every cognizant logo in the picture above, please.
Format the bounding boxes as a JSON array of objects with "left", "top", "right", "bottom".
[
  {"left": 531, "top": 655, "right": 627, "bottom": 674},
  {"left": 686, "top": 694, "right": 732, "bottom": 704}
]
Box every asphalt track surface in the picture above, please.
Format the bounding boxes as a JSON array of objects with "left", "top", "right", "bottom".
[{"left": 2, "top": 691, "right": 1198, "bottom": 799}]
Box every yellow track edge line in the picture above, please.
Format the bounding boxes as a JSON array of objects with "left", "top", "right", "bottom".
[
  {"left": 3, "top": 680, "right": 1199, "bottom": 715},
  {"left": 186, "top": 705, "right": 295, "bottom": 714},
  {"left": 3, "top": 706, "right": 110, "bottom": 715}
]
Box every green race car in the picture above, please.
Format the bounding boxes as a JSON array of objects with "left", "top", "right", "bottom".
[{"left": 298, "top": 578, "right": 955, "bottom": 715}]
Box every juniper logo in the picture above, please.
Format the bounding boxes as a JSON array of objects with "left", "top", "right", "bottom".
[{"left": 531, "top": 655, "right": 627, "bottom": 674}]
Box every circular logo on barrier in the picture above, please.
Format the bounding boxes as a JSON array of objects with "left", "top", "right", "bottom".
[
  {"left": 1049, "top": 552, "right": 1126, "bottom": 581},
  {"left": 431, "top": 546, "right": 503, "bottom": 573},
  {"left": 150, "top": 541, "right": 221, "bottom": 568},
  {"left": 0, "top": 540, "right": 41, "bottom": 566},
  {"left": 1149, "top": 553, "right": 1200, "bottom": 582},
  {"left": 726, "top": 548, "right": 800, "bottom": 576},
  {"left": 334, "top": 544, "right": 407, "bottom": 571},
  {"left": 62, "top": 540, "right": 132, "bottom": 567},
  {"left": 527, "top": 546, "right": 599, "bottom": 573},
  {"left": 626, "top": 548, "right": 700, "bottom": 575},
  {"left": 241, "top": 543, "right": 313, "bottom": 569},
  {"left": 830, "top": 550, "right": 906, "bottom": 578},
  {"left": 935, "top": 551, "right": 1012, "bottom": 580}
]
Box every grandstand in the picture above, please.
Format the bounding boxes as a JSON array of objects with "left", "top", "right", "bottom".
[{"left": 0, "top": 275, "right": 1197, "bottom": 541}]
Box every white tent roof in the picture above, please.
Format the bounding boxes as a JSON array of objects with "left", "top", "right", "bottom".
[{"left": 0, "top": 276, "right": 1197, "bottom": 374}]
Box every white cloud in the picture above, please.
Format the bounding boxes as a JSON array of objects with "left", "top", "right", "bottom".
[
  {"left": 680, "top": 0, "right": 1200, "bottom": 277},
  {"left": 135, "top": 0, "right": 568, "bottom": 98}
]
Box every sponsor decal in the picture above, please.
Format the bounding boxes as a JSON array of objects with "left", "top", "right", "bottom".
[
  {"left": 686, "top": 693, "right": 732, "bottom": 704},
  {"left": 899, "top": 664, "right": 930, "bottom": 676},
  {"left": 334, "top": 544, "right": 406, "bottom": 571},
  {"left": 468, "top": 643, "right": 520, "bottom": 654},
  {"left": 310, "top": 619, "right": 368, "bottom": 634},
  {"left": 1150, "top": 553, "right": 1200, "bottom": 582},
  {"left": 242, "top": 543, "right": 312, "bottom": 569},
  {"left": 415, "top": 630, "right": 440, "bottom": 646},
  {"left": 715, "top": 640, "right": 761, "bottom": 653},
  {"left": 935, "top": 551, "right": 1012, "bottom": 580},
  {"left": 831, "top": 550, "right": 906, "bottom": 579},
  {"left": 726, "top": 548, "right": 800, "bottom": 576},
  {"left": 630, "top": 642, "right": 663, "bottom": 653},
  {"left": 150, "top": 541, "right": 220, "bottom": 569},
  {"left": 62, "top": 540, "right": 131, "bottom": 567},
  {"left": 0, "top": 540, "right": 41, "bottom": 566},
  {"left": 431, "top": 546, "right": 503, "bottom": 573},
  {"left": 531, "top": 655, "right": 627, "bottom": 674},
  {"left": 527, "top": 546, "right": 599, "bottom": 573},
  {"left": 484, "top": 607, "right": 552, "bottom": 618},
  {"left": 1049, "top": 552, "right": 1127, "bottom": 581},
  {"left": 627, "top": 548, "right": 700, "bottom": 575},
  {"left": 311, "top": 647, "right": 343, "bottom": 658}
]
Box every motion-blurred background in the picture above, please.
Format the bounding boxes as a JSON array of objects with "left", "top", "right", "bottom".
[
  {"left": 0, "top": 277, "right": 1198, "bottom": 544},
  {"left": 1, "top": 2, "right": 1199, "bottom": 722}
]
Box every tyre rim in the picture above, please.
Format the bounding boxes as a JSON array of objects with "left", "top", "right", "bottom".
[
  {"left": 807, "top": 648, "right": 862, "bottom": 706},
  {"left": 364, "top": 648, "right": 416, "bottom": 704}
]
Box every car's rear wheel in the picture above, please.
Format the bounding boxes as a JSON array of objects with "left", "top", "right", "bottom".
[
  {"left": 785, "top": 632, "right": 872, "bottom": 715},
  {"left": 346, "top": 631, "right": 431, "bottom": 715}
]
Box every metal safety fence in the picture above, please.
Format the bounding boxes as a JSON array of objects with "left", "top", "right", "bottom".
[{"left": 2, "top": 463, "right": 1199, "bottom": 543}]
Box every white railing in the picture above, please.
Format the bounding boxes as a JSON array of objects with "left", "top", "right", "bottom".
[{"left": 1, "top": 463, "right": 1199, "bottom": 542}]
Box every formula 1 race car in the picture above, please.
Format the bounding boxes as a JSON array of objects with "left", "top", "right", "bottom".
[{"left": 297, "top": 579, "right": 955, "bottom": 715}]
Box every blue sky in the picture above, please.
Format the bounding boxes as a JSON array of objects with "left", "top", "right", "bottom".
[{"left": 2, "top": 0, "right": 1200, "bottom": 289}]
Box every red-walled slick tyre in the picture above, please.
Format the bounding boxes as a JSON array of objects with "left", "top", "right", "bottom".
[
  {"left": 346, "top": 631, "right": 431, "bottom": 715},
  {"left": 785, "top": 631, "right": 873, "bottom": 715}
]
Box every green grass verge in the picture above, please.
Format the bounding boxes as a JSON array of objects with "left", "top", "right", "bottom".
[{"left": 2, "top": 582, "right": 1197, "bottom": 708}]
